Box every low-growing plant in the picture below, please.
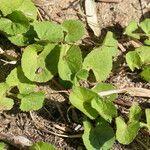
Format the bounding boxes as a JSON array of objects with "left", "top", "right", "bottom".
[
  {"left": 125, "top": 19, "right": 150, "bottom": 82},
  {"left": 0, "top": 0, "right": 149, "bottom": 150}
]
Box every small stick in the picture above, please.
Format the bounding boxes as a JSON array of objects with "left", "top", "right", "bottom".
[{"left": 98, "top": 87, "right": 150, "bottom": 98}]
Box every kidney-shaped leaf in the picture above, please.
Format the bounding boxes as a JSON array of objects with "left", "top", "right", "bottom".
[
  {"left": 91, "top": 96, "right": 117, "bottom": 122},
  {"left": 136, "top": 46, "right": 150, "bottom": 65},
  {"left": 33, "top": 21, "right": 64, "bottom": 42},
  {"left": 124, "top": 20, "right": 140, "bottom": 39},
  {"left": 83, "top": 32, "right": 117, "bottom": 82},
  {"left": 19, "top": 92, "right": 45, "bottom": 111},
  {"left": 139, "top": 19, "right": 150, "bottom": 35},
  {"left": 0, "top": 97, "right": 14, "bottom": 111},
  {"left": 17, "top": 0, "right": 37, "bottom": 20},
  {"left": 22, "top": 44, "right": 60, "bottom": 82},
  {"left": 0, "top": 0, "right": 23, "bottom": 16},
  {"left": 0, "top": 11, "right": 30, "bottom": 35},
  {"left": 82, "top": 118, "right": 115, "bottom": 150},
  {"left": 83, "top": 47, "right": 113, "bottom": 82},
  {"left": 6, "top": 66, "right": 35, "bottom": 94},
  {"left": 69, "top": 86, "right": 98, "bottom": 119},
  {"left": 62, "top": 20, "right": 85, "bottom": 42},
  {"left": 126, "top": 51, "right": 142, "bottom": 71},
  {"left": 116, "top": 117, "right": 140, "bottom": 145}
]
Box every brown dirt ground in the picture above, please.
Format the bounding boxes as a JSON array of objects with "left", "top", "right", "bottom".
[{"left": 0, "top": 0, "right": 150, "bottom": 150}]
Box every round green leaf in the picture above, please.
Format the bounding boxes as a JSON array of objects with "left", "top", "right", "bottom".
[
  {"left": 136, "top": 46, "right": 150, "bottom": 65},
  {"left": 33, "top": 21, "right": 64, "bottom": 42},
  {"left": 0, "top": 11, "right": 30, "bottom": 35},
  {"left": 124, "top": 20, "right": 140, "bottom": 39},
  {"left": 0, "top": 97, "right": 14, "bottom": 111},
  {"left": 139, "top": 19, "right": 150, "bottom": 35},
  {"left": 6, "top": 66, "right": 35, "bottom": 94},
  {"left": 69, "top": 86, "right": 98, "bottom": 119},
  {"left": 126, "top": 51, "right": 142, "bottom": 71},
  {"left": 17, "top": 0, "right": 37, "bottom": 20},
  {"left": 62, "top": 20, "right": 85, "bottom": 42},
  {"left": 91, "top": 96, "right": 117, "bottom": 122},
  {"left": 19, "top": 92, "right": 45, "bottom": 111},
  {"left": 0, "top": 0, "right": 23, "bottom": 16},
  {"left": 21, "top": 44, "right": 60, "bottom": 82},
  {"left": 116, "top": 117, "right": 140, "bottom": 145},
  {"left": 83, "top": 119, "right": 115, "bottom": 150}
]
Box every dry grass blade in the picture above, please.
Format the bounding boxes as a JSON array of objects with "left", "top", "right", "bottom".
[
  {"left": 98, "top": 87, "right": 150, "bottom": 98},
  {"left": 85, "top": 0, "right": 101, "bottom": 36}
]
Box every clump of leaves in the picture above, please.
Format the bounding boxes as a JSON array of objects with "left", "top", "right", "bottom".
[
  {"left": 125, "top": 19, "right": 150, "bottom": 82},
  {"left": 0, "top": 1, "right": 149, "bottom": 150}
]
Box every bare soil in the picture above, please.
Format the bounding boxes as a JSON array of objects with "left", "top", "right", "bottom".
[{"left": 0, "top": 0, "right": 150, "bottom": 150}]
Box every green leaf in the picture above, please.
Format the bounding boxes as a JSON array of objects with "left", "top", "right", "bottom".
[
  {"left": 0, "top": 142, "right": 7, "bottom": 150},
  {"left": 144, "top": 38, "right": 150, "bottom": 46},
  {"left": 62, "top": 20, "right": 85, "bottom": 42},
  {"left": 136, "top": 46, "right": 150, "bottom": 65},
  {"left": 145, "top": 109, "right": 150, "bottom": 131},
  {"left": 58, "top": 44, "right": 82, "bottom": 81},
  {"left": 116, "top": 117, "right": 140, "bottom": 145},
  {"left": 92, "top": 83, "right": 117, "bottom": 101},
  {"left": 19, "top": 92, "right": 45, "bottom": 111},
  {"left": 0, "top": 82, "right": 9, "bottom": 97},
  {"left": 8, "top": 26, "right": 36, "bottom": 46},
  {"left": 6, "top": 66, "right": 35, "bottom": 94},
  {"left": 0, "top": 0, "right": 23, "bottom": 16},
  {"left": 0, "top": 97, "right": 14, "bottom": 111},
  {"left": 91, "top": 96, "right": 117, "bottom": 122},
  {"left": 17, "top": 0, "right": 37, "bottom": 20},
  {"left": 22, "top": 44, "right": 60, "bottom": 82},
  {"left": 0, "top": 11, "right": 30, "bottom": 35},
  {"left": 139, "top": 19, "right": 150, "bottom": 35},
  {"left": 126, "top": 51, "right": 142, "bottom": 71},
  {"left": 33, "top": 21, "right": 64, "bottom": 42},
  {"left": 124, "top": 20, "right": 140, "bottom": 39},
  {"left": 83, "top": 32, "right": 117, "bottom": 82},
  {"left": 83, "top": 48, "right": 112, "bottom": 82},
  {"left": 102, "top": 31, "right": 118, "bottom": 57},
  {"left": 75, "top": 69, "right": 89, "bottom": 80},
  {"left": 29, "top": 142, "right": 56, "bottom": 150},
  {"left": 73, "top": 69, "right": 89, "bottom": 86},
  {"left": 82, "top": 118, "right": 115, "bottom": 150},
  {"left": 69, "top": 86, "right": 98, "bottom": 119},
  {"left": 140, "top": 66, "right": 150, "bottom": 82},
  {"left": 129, "top": 103, "right": 142, "bottom": 122}
]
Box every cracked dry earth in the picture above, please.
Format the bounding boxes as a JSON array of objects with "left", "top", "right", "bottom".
[{"left": 0, "top": 0, "right": 150, "bottom": 149}]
